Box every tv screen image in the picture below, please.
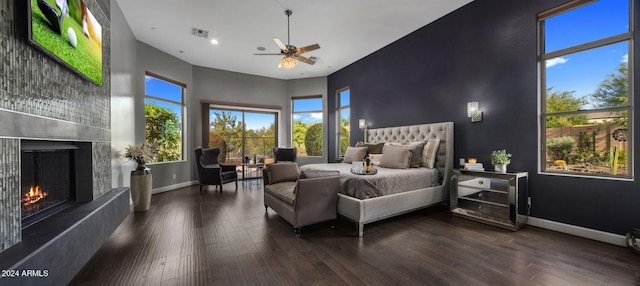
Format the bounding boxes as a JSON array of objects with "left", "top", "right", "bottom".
[{"left": 29, "top": 0, "right": 103, "bottom": 86}]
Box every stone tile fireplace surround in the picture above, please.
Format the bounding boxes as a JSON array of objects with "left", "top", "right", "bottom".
[{"left": 0, "top": 0, "right": 129, "bottom": 285}]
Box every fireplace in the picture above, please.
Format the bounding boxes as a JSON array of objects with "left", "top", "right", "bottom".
[{"left": 20, "top": 140, "right": 93, "bottom": 228}]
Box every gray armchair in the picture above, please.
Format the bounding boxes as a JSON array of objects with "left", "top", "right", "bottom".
[
  {"left": 263, "top": 163, "right": 340, "bottom": 236},
  {"left": 194, "top": 148, "right": 238, "bottom": 192},
  {"left": 273, "top": 147, "right": 297, "bottom": 163}
]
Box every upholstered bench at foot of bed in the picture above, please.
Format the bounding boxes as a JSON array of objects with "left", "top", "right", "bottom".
[{"left": 263, "top": 163, "right": 341, "bottom": 236}]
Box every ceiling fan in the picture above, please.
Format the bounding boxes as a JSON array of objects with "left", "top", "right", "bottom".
[{"left": 254, "top": 9, "right": 320, "bottom": 69}]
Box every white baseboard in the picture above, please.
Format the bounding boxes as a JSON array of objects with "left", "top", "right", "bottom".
[
  {"left": 152, "top": 180, "right": 198, "bottom": 194},
  {"left": 527, "top": 216, "right": 626, "bottom": 247}
]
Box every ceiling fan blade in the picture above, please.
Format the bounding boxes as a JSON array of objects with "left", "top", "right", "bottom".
[
  {"left": 273, "top": 38, "right": 288, "bottom": 51},
  {"left": 254, "top": 53, "right": 283, "bottom": 56},
  {"left": 295, "top": 44, "right": 320, "bottom": 55},
  {"left": 293, "top": 54, "right": 315, "bottom": 65}
]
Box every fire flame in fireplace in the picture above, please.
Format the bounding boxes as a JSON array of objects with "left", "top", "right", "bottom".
[{"left": 23, "top": 185, "right": 48, "bottom": 207}]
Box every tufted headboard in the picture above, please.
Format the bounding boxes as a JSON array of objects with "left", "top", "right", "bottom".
[{"left": 366, "top": 122, "right": 454, "bottom": 186}]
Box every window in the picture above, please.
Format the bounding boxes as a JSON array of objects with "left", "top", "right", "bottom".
[
  {"left": 292, "top": 96, "right": 323, "bottom": 156},
  {"left": 337, "top": 88, "right": 350, "bottom": 157},
  {"left": 145, "top": 73, "right": 185, "bottom": 162},
  {"left": 209, "top": 106, "right": 278, "bottom": 166},
  {"left": 539, "top": 0, "right": 632, "bottom": 178}
]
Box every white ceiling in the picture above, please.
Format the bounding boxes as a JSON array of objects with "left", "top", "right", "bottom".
[{"left": 115, "top": 0, "right": 473, "bottom": 80}]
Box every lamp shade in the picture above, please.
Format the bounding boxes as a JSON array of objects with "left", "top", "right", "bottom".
[
  {"left": 358, "top": 119, "right": 366, "bottom": 129},
  {"left": 467, "top": 102, "right": 478, "bottom": 117}
]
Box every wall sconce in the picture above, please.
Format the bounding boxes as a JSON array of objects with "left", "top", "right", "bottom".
[
  {"left": 359, "top": 119, "right": 366, "bottom": 130},
  {"left": 359, "top": 119, "right": 368, "bottom": 142},
  {"left": 467, "top": 102, "right": 482, "bottom": 122}
]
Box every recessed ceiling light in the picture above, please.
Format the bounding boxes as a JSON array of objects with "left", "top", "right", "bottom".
[
  {"left": 210, "top": 39, "right": 219, "bottom": 45},
  {"left": 257, "top": 46, "right": 266, "bottom": 51}
]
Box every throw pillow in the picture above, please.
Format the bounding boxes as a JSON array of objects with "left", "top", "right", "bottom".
[
  {"left": 355, "top": 141, "right": 385, "bottom": 154},
  {"left": 421, "top": 138, "right": 441, "bottom": 168},
  {"left": 267, "top": 162, "right": 299, "bottom": 184},
  {"left": 386, "top": 142, "right": 425, "bottom": 168},
  {"left": 379, "top": 145, "right": 412, "bottom": 169},
  {"left": 342, "top": 146, "right": 368, "bottom": 163}
]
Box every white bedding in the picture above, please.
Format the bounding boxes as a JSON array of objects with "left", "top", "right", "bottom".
[{"left": 299, "top": 163, "right": 438, "bottom": 199}]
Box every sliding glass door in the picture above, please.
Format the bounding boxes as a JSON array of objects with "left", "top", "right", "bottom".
[{"left": 208, "top": 107, "right": 277, "bottom": 166}]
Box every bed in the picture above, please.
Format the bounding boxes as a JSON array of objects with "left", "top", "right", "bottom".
[{"left": 300, "top": 121, "right": 454, "bottom": 237}]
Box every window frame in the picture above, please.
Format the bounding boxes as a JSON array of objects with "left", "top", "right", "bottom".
[
  {"left": 208, "top": 104, "right": 280, "bottom": 164},
  {"left": 144, "top": 72, "right": 186, "bottom": 163},
  {"left": 538, "top": 0, "right": 634, "bottom": 180},
  {"left": 292, "top": 95, "right": 324, "bottom": 157},
  {"left": 336, "top": 87, "right": 351, "bottom": 158}
]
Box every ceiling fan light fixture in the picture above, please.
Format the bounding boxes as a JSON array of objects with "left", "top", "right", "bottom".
[{"left": 280, "top": 56, "right": 297, "bottom": 69}]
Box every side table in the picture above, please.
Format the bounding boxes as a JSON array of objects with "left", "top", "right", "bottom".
[{"left": 450, "top": 169, "right": 529, "bottom": 231}]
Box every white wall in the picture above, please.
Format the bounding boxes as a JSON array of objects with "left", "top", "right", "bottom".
[
  {"left": 135, "top": 42, "right": 194, "bottom": 189},
  {"left": 110, "top": 0, "right": 138, "bottom": 188}
]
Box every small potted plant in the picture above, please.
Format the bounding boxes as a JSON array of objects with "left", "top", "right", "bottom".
[
  {"left": 490, "top": 149, "right": 512, "bottom": 173},
  {"left": 125, "top": 143, "right": 156, "bottom": 172}
]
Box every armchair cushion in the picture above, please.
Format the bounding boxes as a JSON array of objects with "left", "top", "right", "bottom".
[
  {"left": 266, "top": 162, "right": 299, "bottom": 184},
  {"left": 220, "top": 170, "right": 238, "bottom": 181},
  {"left": 265, "top": 181, "right": 297, "bottom": 206}
]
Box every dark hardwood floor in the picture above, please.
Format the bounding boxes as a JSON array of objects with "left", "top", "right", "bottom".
[{"left": 71, "top": 181, "right": 640, "bottom": 285}]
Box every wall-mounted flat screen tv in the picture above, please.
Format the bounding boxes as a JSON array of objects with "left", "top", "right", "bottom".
[{"left": 28, "top": 0, "right": 103, "bottom": 86}]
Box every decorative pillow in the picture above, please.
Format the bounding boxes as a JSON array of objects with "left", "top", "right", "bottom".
[
  {"left": 267, "top": 163, "right": 299, "bottom": 184},
  {"left": 368, "top": 154, "right": 383, "bottom": 166},
  {"left": 386, "top": 142, "right": 425, "bottom": 168},
  {"left": 355, "top": 141, "right": 385, "bottom": 154},
  {"left": 379, "top": 145, "right": 412, "bottom": 169},
  {"left": 342, "top": 146, "right": 368, "bottom": 163},
  {"left": 421, "top": 138, "right": 441, "bottom": 168}
]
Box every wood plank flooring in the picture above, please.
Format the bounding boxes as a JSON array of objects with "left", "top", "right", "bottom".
[{"left": 71, "top": 182, "right": 640, "bottom": 285}]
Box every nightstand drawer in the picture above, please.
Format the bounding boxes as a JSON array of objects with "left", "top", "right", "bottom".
[
  {"left": 458, "top": 177, "right": 490, "bottom": 189},
  {"left": 458, "top": 189, "right": 508, "bottom": 206},
  {"left": 456, "top": 199, "right": 509, "bottom": 220}
]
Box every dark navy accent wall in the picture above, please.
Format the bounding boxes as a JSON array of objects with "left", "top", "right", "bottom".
[{"left": 328, "top": 0, "right": 640, "bottom": 235}]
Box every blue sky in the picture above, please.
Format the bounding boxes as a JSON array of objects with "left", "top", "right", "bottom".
[
  {"left": 209, "top": 109, "right": 276, "bottom": 131},
  {"left": 544, "top": 0, "right": 628, "bottom": 102},
  {"left": 145, "top": 76, "right": 183, "bottom": 123}
]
